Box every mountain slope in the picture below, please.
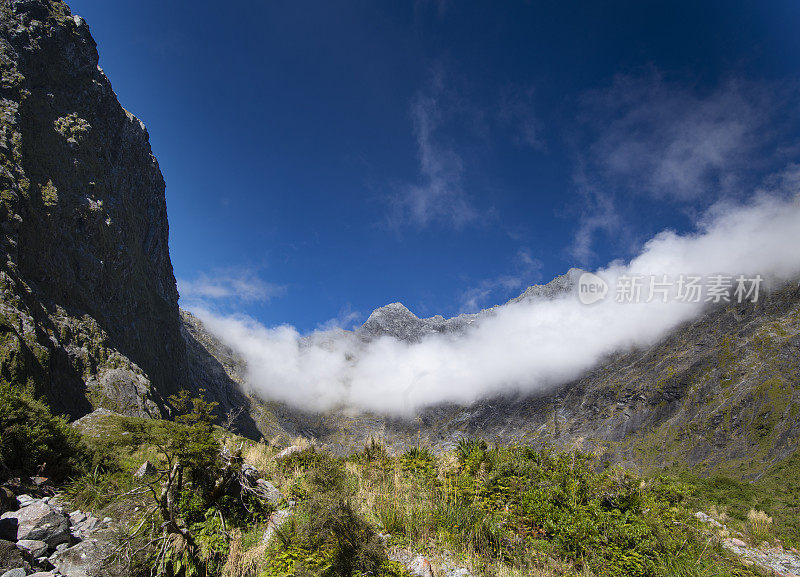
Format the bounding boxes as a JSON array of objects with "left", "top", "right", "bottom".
[{"left": 187, "top": 278, "right": 800, "bottom": 477}]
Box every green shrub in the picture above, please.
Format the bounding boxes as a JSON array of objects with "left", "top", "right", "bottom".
[
  {"left": 400, "top": 446, "right": 435, "bottom": 478},
  {"left": 0, "top": 381, "right": 90, "bottom": 479}
]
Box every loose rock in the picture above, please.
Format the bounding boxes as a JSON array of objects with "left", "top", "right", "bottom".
[{"left": 16, "top": 539, "right": 48, "bottom": 558}]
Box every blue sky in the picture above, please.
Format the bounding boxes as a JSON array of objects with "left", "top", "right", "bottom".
[{"left": 68, "top": 0, "right": 800, "bottom": 332}]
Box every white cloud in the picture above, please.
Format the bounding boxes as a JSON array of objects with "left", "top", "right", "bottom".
[
  {"left": 568, "top": 72, "right": 800, "bottom": 262},
  {"left": 196, "top": 189, "right": 800, "bottom": 416},
  {"left": 390, "top": 70, "right": 479, "bottom": 228},
  {"left": 568, "top": 187, "right": 623, "bottom": 264},
  {"left": 578, "top": 73, "right": 790, "bottom": 202},
  {"left": 178, "top": 268, "right": 285, "bottom": 305}
]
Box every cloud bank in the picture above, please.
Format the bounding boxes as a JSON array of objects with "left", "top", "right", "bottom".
[{"left": 193, "top": 193, "right": 800, "bottom": 416}]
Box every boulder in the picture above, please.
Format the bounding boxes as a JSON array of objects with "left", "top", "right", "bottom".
[
  {"left": 133, "top": 461, "right": 157, "bottom": 479},
  {"left": 52, "top": 539, "right": 107, "bottom": 577},
  {"left": 0, "top": 501, "right": 70, "bottom": 547},
  {"left": 254, "top": 479, "right": 283, "bottom": 505},
  {"left": 261, "top": 509, "right": 293, "bottom": 545},
  {"left": 1, "top": 567, "right": 27, "bottom": 577},
  {"left": 16, "top": 539, "right": 48, "bottom": 558}
]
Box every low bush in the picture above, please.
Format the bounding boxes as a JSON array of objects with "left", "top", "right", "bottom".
[{"left": 0, "top": 381, "right": 91, "bottom": 479}]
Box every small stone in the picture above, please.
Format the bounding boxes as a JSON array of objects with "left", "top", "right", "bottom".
[
  {"left": 68, "top": 511, "right": 86, "bottom": 526},
  {"left": 76, "top": 516, "right": 99, "bottom": 533},
  {"left": 15, "top": 496, "right": 33, "bottom": 507},
  {"left": 730, "top": 538, "right": 748, "bottom": 548},
  {"left": 240, "top": 464, "right": 259, "bottom": 481},
  {"left": 410, "top": 555, "right": 434, "bottom": 577}
]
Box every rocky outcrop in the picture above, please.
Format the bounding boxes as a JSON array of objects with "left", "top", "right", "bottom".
[
  {"left": 356, "top": 268, "right": 582, "bottom": 343},
  {"left": 696, "top": 511, "right": 800, "bottom": 576},
  {"left": 358, "top": 302, "right": 479, "bottom": 343},
  {"left": 0, "top": 0, "right": 188, "bottom": 417}
]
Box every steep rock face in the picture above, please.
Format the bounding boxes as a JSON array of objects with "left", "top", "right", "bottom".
[
  {"left": 0, "top": 0, "right": 187, "bottom": 416},
  {"left": 181, "top": 309, "right": 265, "bottom": 438}
]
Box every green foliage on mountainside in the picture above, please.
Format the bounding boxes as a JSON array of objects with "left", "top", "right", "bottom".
[
  {"left": 611, "top": 294, "right": 800, "bottom": 479},
  {"left": 346, "top": 439, "right": 770, "bottom": 577},
  {"left": 66, "top": 406, "right": 410, "bottom": 577},
  {"left": 680, "top": 451, "right": 800, "bottom": 549}
]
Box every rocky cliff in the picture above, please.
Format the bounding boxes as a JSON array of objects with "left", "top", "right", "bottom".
[{"left": 0, "top": 0, "right": 186, "bottom": 417}]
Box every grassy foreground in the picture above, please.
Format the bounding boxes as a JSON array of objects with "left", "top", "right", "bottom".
[{"left": 1, "top": 383, "right": 793, "bottom": 576}]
